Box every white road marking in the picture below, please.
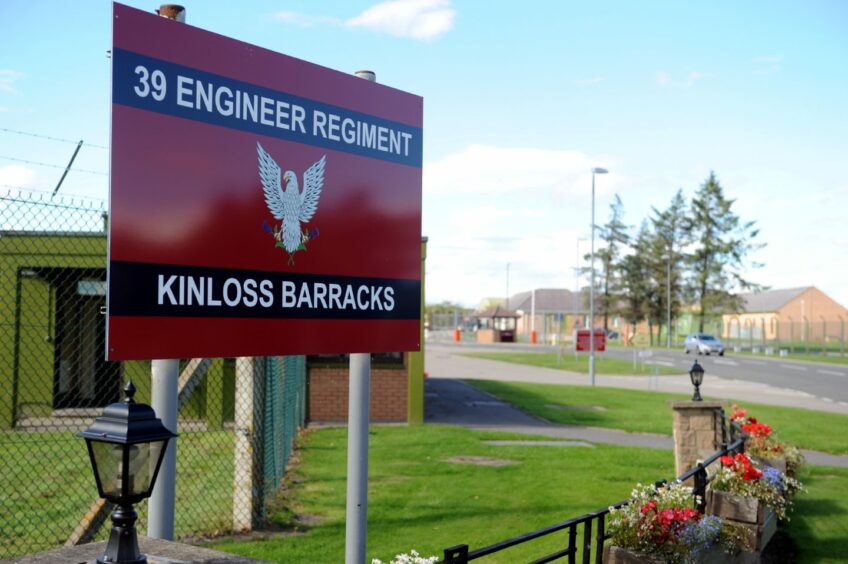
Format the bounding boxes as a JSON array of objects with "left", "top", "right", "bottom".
[
  {"left": 743, "top": 360, "right": 767, "bottom": 366},
  {"left": 646, "top": 360, "right": 674, "bottom": 367},
  {"left": 818, "top": 369, "right": 846, "bottom": 377},
  {"left": 713, "top": 359, "right": 739, "bottom": 366},
  {"left": 781, "top": 364, "right": 808, "bottom": 371}
]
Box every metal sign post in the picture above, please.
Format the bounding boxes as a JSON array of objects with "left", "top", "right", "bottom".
[
  {"left": 345, "top": 69, "right": 376, "bottom": 564},
  {"left": 147, "top": 3, "right": 186, "bottom": 540}
]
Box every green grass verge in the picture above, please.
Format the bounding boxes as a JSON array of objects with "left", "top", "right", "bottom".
[
  {"left": 0, "top": 430, "right": 234, "bottom": 559},
  {"left": 787, "top": 464, "right": 848, "bottom": 562},
  {"left": 213, "top": 425, "right": 675, "bottom": 563},
  {"left": 461, "top": 351, "right": 681, "bottom": 375},
  {"left": 213, "top": 425, "right": 848, "bottom": 563},
  {"left": 730, "top": 350, "right": 848, "bottom": 366},
  {"left": 466, "top": 380, "right": 848, "bottom": 455}
]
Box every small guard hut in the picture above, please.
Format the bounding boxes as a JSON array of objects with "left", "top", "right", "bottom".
[{"left": 474, "top": 305, "right": 520, "bottom": 343}]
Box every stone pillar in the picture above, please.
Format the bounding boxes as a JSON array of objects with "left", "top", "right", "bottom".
[{"left": 670, "top": 400, "right": 726, "bottom": 480}]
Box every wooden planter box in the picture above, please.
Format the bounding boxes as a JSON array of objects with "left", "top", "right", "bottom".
[
  {"left": 750, "top": 454, "right": 798, "bottom": 479},
  {"left": 603, "top": 544, "right": 730, "bottom": 564},
  {"left": 706, "top": 490, "right": 777, "bottom": 552},
  {"left": 603, "top": 545, "right": 664, "bottom": 564}
]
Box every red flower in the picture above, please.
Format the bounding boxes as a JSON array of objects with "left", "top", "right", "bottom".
[{"left": 720, "top": 455, "right": 734, "bottom": 466}]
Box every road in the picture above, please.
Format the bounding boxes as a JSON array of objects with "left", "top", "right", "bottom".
[
  {"left": 426, "top": 339, "right": 848, "bottom": 413},
  {"left": 603, "top": 346, "right": 848, "bottom": 404}
]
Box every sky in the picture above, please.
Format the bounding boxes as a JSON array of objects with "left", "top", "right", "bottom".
[{"left": 1, "top": 0, "right": 847, "bottom": 309}]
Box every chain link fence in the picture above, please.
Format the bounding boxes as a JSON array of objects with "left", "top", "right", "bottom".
[{"left": 0, "top": 191, "right": 307, "bottom": 559}]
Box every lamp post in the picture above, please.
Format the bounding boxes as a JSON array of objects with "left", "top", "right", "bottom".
[
  {"left": 79, "top": 381, "right": 176, "bottom": 564},
  {"left": 589, "top": 167, "right": 608, "bottom": 386},
  {"left": 688, "top": 361, "right": 704, "bottom": 401}
]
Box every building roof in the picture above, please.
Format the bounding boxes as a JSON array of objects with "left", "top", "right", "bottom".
[
  {"left": 474, "top": 305, "right": 520, "bottom": 319},
  {"left": 739, "top": 287, "right": 811, "bottom": 313},
  {"left": 506, "top": 288, "right": 581, "bottom": 313}
]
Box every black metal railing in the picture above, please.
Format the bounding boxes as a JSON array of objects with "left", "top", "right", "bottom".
[{"left": 440, "top": 414, "right": 747, "bottom": 563}]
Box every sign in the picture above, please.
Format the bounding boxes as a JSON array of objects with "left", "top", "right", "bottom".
[
  {"left": 107, "top": 3, "right": 422, "bottom": 360},
  {"left": 575, "top": 329, "right": 606, "bottom": 352}
]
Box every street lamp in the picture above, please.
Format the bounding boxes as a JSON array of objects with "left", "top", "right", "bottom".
[
  {"left": 589, "top": 167, "right": 608, "bottom": 386},
  {"left": 79, "top": 381, "right": 176, "bottom": 564},
  {"left": 689, "top": 361, "right": 705, "bottom": 401}
]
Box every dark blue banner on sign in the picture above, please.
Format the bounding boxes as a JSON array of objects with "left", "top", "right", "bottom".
[{"left": 112, "top": 48, "right": 422, "bottom": 167}]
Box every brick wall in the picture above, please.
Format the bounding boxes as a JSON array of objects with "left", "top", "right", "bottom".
[{"left": 308, "top": 366, "right": 408, "bottom": 422}]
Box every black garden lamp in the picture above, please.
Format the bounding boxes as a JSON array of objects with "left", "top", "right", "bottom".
[
  {"left": 689, "top": 360, "right": 705, "bottom": 402},
  {"left": 79, "top": 381, "right": 176, "bottom": 564}
]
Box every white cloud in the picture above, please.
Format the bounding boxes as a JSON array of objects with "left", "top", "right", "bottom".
[
  {"left": 0, "top": 165, "right": 40, "bottom": 188},
  {"left": 272, "top": 11, "right": 340, "bottom": 28},
  {"left": 422, "top": 145, "right": 622, "bottom": 306},
  {"left": 0, "top": 70, "right": 24, "bottom": 93},
  {"left": 656, "top": 70, "right": 708, "bottom": 88},
  {"left": 345, "top": 0, "right": 455, "bottom": 41},
  {"left": 425, "top": 144, "right": 617, "bottom": 198}
]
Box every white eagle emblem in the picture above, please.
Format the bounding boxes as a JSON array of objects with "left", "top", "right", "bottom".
[{"left": 257, "top": 142, "right": 326, "bottom": 264}]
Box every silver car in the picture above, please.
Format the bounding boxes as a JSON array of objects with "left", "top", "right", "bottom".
[{"left": 684, "top": 333, "right": 725, "bottom": 356}]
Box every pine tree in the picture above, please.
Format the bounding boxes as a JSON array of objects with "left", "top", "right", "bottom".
[
  {"left": 620, "top": 221, "right": 655, "bottom": 343},
  {"left": 689, "top": 172, "right": 764, "bottom": 332},
  {"left": 594, "top": 194, "right": 630, "bottom": 331},
  {"left": 649, "top": 189, "right": 692, "bottom": 345}
]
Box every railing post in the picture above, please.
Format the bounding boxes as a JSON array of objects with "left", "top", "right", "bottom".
[
  {"left": 693, "top": 462, "right": 707, "bottom": 513},
  {"left": 443, "top": 544, "right": 469, "bottom": 564},
  {"left": 595, "top": 516, "right": 606, "bottom": 564},
  {"left": 568, "top": 525, "right": 577, "bottom": 564},
  {"left": 582, "top": 518, "right": 593, "bottom": 564}
]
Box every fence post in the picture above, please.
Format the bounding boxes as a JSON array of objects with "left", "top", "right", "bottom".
[
  {"left": 232, "top": 356, "right": 265, "bottom": 531},
  {"left": 670, "top": 401, "right": 726, "bottom": 483},
  {"left": 443, "top": 544, "right": 469, "bottom": 564}
]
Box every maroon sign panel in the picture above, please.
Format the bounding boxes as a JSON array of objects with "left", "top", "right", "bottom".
[
  {"left": 108, "top": 3, "right": 423, "bottom": 360},
  {"left": 575, "top": 330, "right": 606, "bottom": 352}
]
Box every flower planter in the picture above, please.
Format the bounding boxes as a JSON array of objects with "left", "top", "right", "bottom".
[
  {"left": 706, "top": 490, "right": 776, "bottom": 552},
  {"left": 750, "top": 454, "right": 799, "bottom": 479},
  {"left": 602, "top": 544, "right": 730, "bottom": 564},
  {"left": 603, "top": 544, "right": 664, "bottom": 564}
]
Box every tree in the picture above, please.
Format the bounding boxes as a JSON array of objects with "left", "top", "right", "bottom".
[
  {"left": 649, "top": 189, "right": 692, "bottom": 345},
  {"left": 591, "top": 194, "right": 630, "bottom": 331},
  {"left": 619, "top": 221, "right": 656, "bottom": 343},
  {"left": 689, "top": 172, "right": 764, "bottom": 332}
]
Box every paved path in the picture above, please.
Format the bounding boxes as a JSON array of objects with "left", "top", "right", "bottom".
[{"left": 424, "top": 357, "right": 848, "bottom": 468}]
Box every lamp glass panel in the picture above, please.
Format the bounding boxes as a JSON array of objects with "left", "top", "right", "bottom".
[
  {"left": 90, "top": 441, "right": 123, "bottom": 498},
  {"left": 690, "top": 369, "right": 704, "bottom": 386},
  {"left": 124, "top": 443, "right": 152, "bottom": 497}
]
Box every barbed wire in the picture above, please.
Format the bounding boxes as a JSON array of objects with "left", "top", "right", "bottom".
[
  {"left": 0, "top": 127, "right": 108, "bottom": 150},
  {"left": 1, "top": 184, "right": 107, "bottom": 209},
  {"left": 0, "top": 155, "right": 108, "bottom": 176}
]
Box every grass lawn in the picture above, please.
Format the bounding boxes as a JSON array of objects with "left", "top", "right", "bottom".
[
  {"left": 0, "top": 430, "right": 234, "bottom": 559},
  {"left": 213, "top": 425, "right": 848, "bottom": 564},
  {"left": 466, "top": 380, "right": 848, "bottom": 455},
  {"left": 461, "top": 351, "right": 681, "bottom": 375},
  {"left": 214, "top": 425, "right": 676, "bottom": 563}
]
